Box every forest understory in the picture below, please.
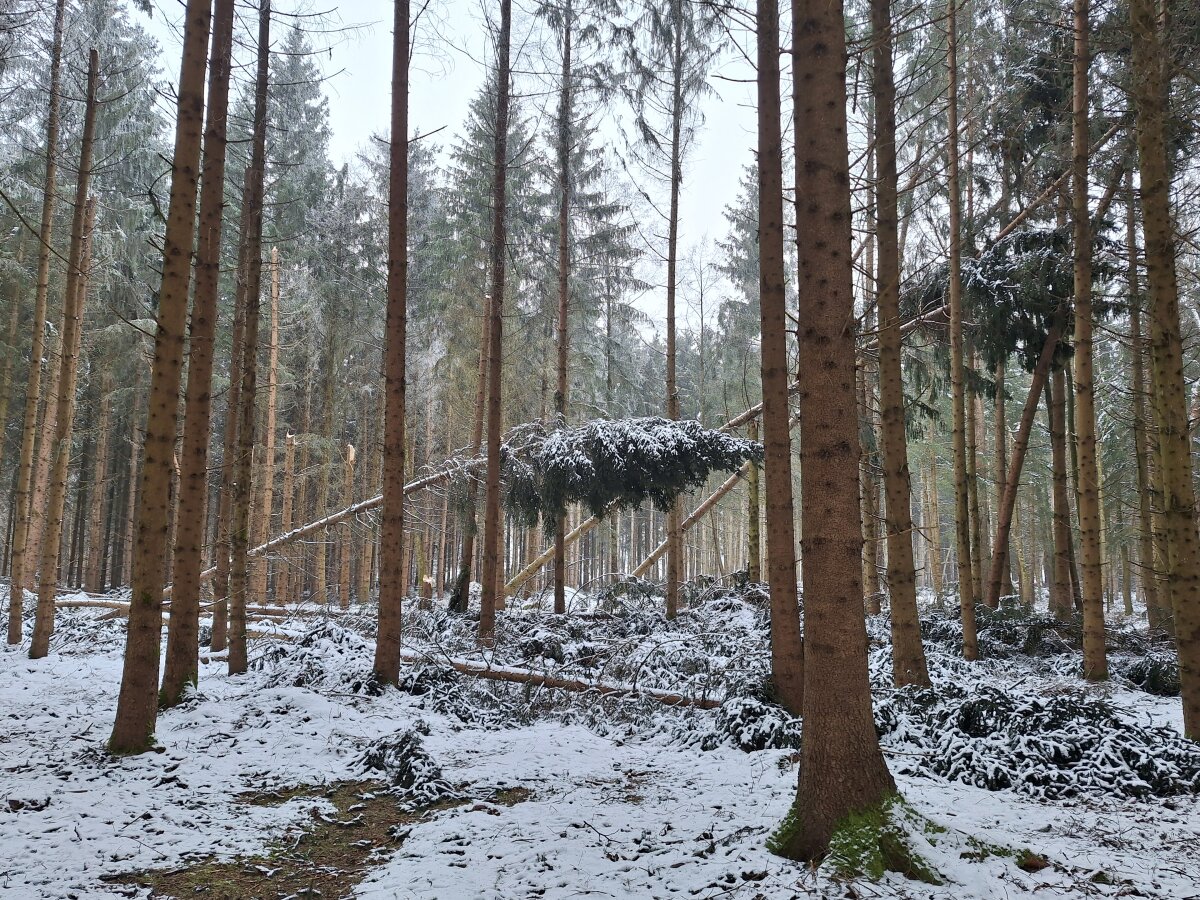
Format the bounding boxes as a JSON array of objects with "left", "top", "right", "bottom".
[{"left": 3, "top": 580, "right": 1196, "bottom": 900}]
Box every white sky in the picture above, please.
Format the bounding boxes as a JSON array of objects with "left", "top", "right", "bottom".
[{"left": 137, "top": 0, "right": 761, "bottom": 328}]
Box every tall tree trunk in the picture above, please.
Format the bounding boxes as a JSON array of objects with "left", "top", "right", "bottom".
[
  {"left": 872, "top": 0, "right": 928, "bottom": 688},
  {"left": 338, "top": 443, "right": 354, "bottom": 608},
  {"left": 29, "top": 51, "right": 99, "bottom": 658},
  {"left": 249, "top": 245, "right": 280, "bottom": 603},
  {"left": 1129, "top": 0, "right": 1200, "bottom": 738},
  {"left": 858, "top": 361, "right": 882, "bottom": 612},
  {"left": 1126, "top": 177, "right": 1161, "bottom": 628},
  {"left": 663, "top": 0, "right": 685, "bottom": 621},
  {"left": 161, "top": 0, "right": 235, "bottom": 706},
  {"left": 84, "top": 376, "right": 112, "bottom": 593},
  {"left": 278, "top": 433, "right": 296, "bottom": 604},
  {"left": 552, "top": 0, "right": 573, "bottom": 616},
  {"left": 757, "top": 0, "right": 803, "bottom": 715},
  {"left": 967, "top": 349, "right": 985, "bottom": 604},
  {"left": 993, "top": 359, "right": 1013, "bottom": 600},
  {"left": 227, "top": 0, "right": 271, "bottom": 677},
  {"left": 109, "top": 0, "right": 213, "bottom": 754},
  {"left": 1049, "top": 370, "right": 1073, "bottom": 621},
  {"left": 0, "top": 249, "right": 22, "bottom": 536},
  {"left": 774, "top": 0, "right": 895, "bottom": 860},
  {"left": 210, "top": 172, "right": 251, "bottom": 651},
  {"left": 1070, "top": 0, "right": 1107, "bottom": 679},
  {"left": 746, "top": 418, "right": 761, "bottom": 582},
  {"left": 946, "top": 0, "right": 976, "bottom": 660},
  {"left": 479, "top": 0, "right": 512, "bottom": 646},
  {"left": 7, "top": 0, "right": 65, "bottom": 644}
]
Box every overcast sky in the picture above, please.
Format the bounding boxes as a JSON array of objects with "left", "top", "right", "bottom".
[{"left": 137, "top": 0, "right": 761, "bottom": 328}]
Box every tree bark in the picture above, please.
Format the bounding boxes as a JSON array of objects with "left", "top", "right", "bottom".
[
  {"left": 870, "top": 0, "right": 928, "bottom": 687},
  {"left": 7, "top": 0, "right": 65, "bottom": 644},
  {"left": 946, "top": 0, "right": 976, "bottom": 661},
  {"left": 478, "top": 0, "right": 512, "bottom": 646},
  {"left": 746, "top": 419, "right": 761, "bottom": 582},
  {"left": 227, "top": 0, "right": 271, "bottom": 678},
  {"left": 1049, "top": 370, "right": 1073, "bottom": 621},
  {"left": 993, "top": 359, "right": 1013, "bottom": 600},
  {"left": 84, "top": 376, "right": 112, "bottom": 593},
  {"left": 663, "top": 0, "right": 686, "bottom": 622},
  {"left": 249, "top": 246, "right": 280, "bottom": 603},
  {"left": 756, "top": 0, "right": 803, "bottom": 715},
  {"left": 1070, "top": 0, "right": 1107, "bottom": 680},
  {"left": 30, "top": 50, "right": 99, "bottom": 658},
  {"left": 109, "top": 0, "right": 213, "bottom": 754},
  {"left": 552, "top": 0, "right": 573, "bottom": 617},
  {"left": 774, "top": 0, "right": 895, "bottom": 861},
  {"left": 161, "top": 0, "right": 235, "bottom": 707},
  {"left": 1126, "top": 177, "right": 1161, "bottom": 629},
  {"left": 1129, "top": 0, "right": 1200, "bottom": 738}
]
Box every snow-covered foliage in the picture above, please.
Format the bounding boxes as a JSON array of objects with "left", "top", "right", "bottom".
[
  {"left": 353, "top": 728, "right": 461, "bottom": 809},
  {"left": 877, "top": 683, "right": 1200, "bottom": 799},
  {"left": 501, "top": 416, "right": 762, "bottom": 524},
  {"left": 253, "top": 619, "right": 384, "bottom": 695}
]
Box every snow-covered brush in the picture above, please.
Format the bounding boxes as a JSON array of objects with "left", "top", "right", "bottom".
[{"left": 352, "top": 729, "right": 461, "bottom": 810}]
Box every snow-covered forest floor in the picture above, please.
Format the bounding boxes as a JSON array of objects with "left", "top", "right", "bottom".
[{"left": 2, "top": 581, "right": 1198, "bottom": 899}]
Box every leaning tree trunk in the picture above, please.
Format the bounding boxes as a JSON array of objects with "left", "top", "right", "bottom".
[
  {"left": 756, "top": 0, "right": 803, "bottom": 715},
  {"left": 773, "top": 0, "right": 896, "bottom": 861},
  {"left": 478, "top": 0, "right": 512, "bottom": 646},
  {"left": 7, "top": 0, "right": 65, "bottom": 644},
  {"left": 986, "top": 306, "right": 1066, "bottom": 610},
  {"left": 1129, "top": 0, "right": 1200, "bottom": 738},
  {"left": 161, "top": 0, "right": 235, "bottom": 708},
  {"left": 945, "top": 0, "right": 976, "bottom": 660},
  {"left": 29, "top": 50, "right": 99, "bottom": 659},
  {"left": 227, "top": 0, "right": 271, "bottom": 678},
  {"left": 1070, "top": 0, "right": 1107, "bottom": 680},
  {"left": 109, "top": 0, "right": 213, "bottom": 755},
  {"left": 871, "top": 0, "right": 928, "bottom": 688}
]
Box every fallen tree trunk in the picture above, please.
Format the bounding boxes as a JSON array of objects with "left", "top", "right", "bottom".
[{"left": 397, "top": 648, "right": 721, "bottom": 709}]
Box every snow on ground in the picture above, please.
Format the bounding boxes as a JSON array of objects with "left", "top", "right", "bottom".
[{"left": 1, "top": 586, "right": 1199, "bottom": 899}]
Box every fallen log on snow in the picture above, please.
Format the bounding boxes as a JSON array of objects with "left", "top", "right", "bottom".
[{"left": 398, "top": 648, "right": 721, "bottom": 709}]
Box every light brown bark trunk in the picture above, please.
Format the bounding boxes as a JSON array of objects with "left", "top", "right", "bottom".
[
  {"left": 777, "top": 0, "right": 895, "bottom": 860},
  {"left": 109, "top": 0, "right": 213, "bottom": 754},
  {"left": 227, "top": 0, "right": 271, "bottom": 677},
  {"left": 1130, "top": 0, "right": 1200, "bottom": 737},
  {"left": 946, "top": 0, "right": 976, "bottom": 660},
  {"left": 872, "top": 0, "right": 928, "bottom": 687},
  {"left": 1071, "top": 0, "right": 1106, "bottom": 679},
  {"left": 478, "top": 0, "right": 512, "bottom": 646},
  {"left": 758, "top": 0, "right": 803, "bottom": 714},
  {"left": 161, "top": 0, "right": 235, "bottom": 707},
  {"left": 29, "top": 52, "right": 98, "bottom": 658},
  {"left": 1049, "top": 370, "right": 1074, "bottom": 620},
  {"left": 7, "top": 0, "right": 65, "bottom": 644}
]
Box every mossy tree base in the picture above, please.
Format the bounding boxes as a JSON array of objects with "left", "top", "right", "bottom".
[{"left": 770, "top": 792, "right": 1054, "bottom": 887}]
